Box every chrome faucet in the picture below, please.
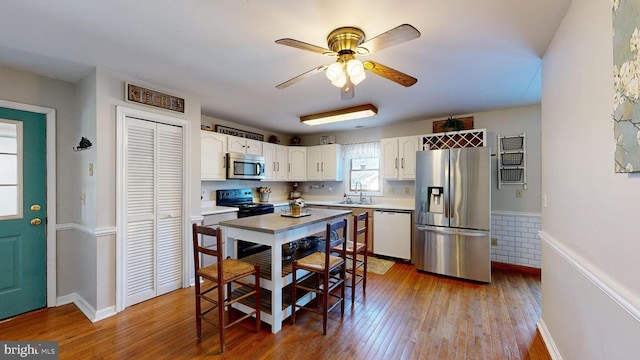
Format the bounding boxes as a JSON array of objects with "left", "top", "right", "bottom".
[{"left": 355, "top": 182, "right": 366, "bottom": 203}]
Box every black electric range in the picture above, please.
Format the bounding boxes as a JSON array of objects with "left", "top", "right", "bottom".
[
  {"left": 216, "top": 189, "right": 274, "bottom": 218},
  {"left": 216, "top": 188, "right": 274, "bottom": 257}
]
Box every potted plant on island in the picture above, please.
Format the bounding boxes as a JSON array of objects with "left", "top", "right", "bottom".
[{"left": 289, "top": 198, "right": 305, "bottom": 216}]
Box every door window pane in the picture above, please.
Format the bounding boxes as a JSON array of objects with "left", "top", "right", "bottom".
[
  {"left": 0, "top": 186, "right": 18, "bottom": 216},
  {"left": 0, "top": 120, "right": 21, "bottom": 219}
]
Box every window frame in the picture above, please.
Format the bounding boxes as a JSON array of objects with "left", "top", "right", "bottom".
[{"left": 344, "top": 146, "right": 383, "bottom": 198}]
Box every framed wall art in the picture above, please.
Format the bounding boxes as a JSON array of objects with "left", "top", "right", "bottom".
[{"left": 613, "top": 0, "right": 640, "bottom": 173}]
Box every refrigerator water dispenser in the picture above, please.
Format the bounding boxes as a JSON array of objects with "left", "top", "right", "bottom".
[{"left": 428, "top": 187, "right": 444, "bottom": 214}]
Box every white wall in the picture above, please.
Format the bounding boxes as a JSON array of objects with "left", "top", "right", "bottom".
[{"left": 540, "top": 0, "right": 640, "bottom": 358}]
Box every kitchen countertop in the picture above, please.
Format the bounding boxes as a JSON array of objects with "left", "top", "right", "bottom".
[
  {"left": 219, "top": 208, "right": 352, "bottom": 234},
  {"left": 201, "top": 201, "right": 239, "bottom": 215},
  {"left": 304, "top": 200, "right": 413, "bottom": 211},
  {"left": 202, "top": 198, "right": 414, "bottom": 215}
]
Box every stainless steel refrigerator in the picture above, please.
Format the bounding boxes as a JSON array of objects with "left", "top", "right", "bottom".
[{"left": 413, "top": 147, "right": 491, "bottom": 282}]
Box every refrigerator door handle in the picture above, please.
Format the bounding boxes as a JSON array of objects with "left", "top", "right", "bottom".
[
  {"left": 456, "top": 230, "right": 487, "bottom": 237},
  {"left": 416, "top": 225, "right": 459, "bottom": 235},
  {"left": 416, "top": 226, "right": 487, "bottom": 237}
]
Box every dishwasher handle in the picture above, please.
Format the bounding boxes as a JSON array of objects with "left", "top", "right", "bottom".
[{"left": 374, "top": 209, "right": 412, "bottom": 214}]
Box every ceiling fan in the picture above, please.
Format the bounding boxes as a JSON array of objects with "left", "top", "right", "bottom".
[{"left": 275, "top": 24, "right": 421, "bottom": 100}]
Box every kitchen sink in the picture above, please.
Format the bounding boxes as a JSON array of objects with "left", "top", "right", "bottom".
[{"left": 332, "top": 201, "right": 380, "bottom": 206}]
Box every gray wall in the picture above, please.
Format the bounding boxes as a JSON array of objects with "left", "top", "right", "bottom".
[{"left": 299, "top": 104, "right": 542, "bottom": 214}]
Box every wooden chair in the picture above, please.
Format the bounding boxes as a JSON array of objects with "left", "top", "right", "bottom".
[
  {"left": 192, "top": 224, "right": 261, "bottom": 354},
  {"left": 332, "top": 212, "right": 368, "bottom": 304},
  {"left": 291, "top": 219, "right": 347, "bottom": 335}
]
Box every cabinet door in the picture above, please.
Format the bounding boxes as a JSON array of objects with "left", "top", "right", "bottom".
[
  {"left": 381, "top": 138, "right": 399, "bottom": 179},
  {"left": 227, "top": 136, "right": 246, "bottom": 153},
  {"left": 201, "top": 131, "right": 227, "bottom": 180},
  {"left": 399, "top": 136, "right": 419, "bottom": 180},
  {"left": 275, "top": 145, "right": 289, "bottom": 180},
  {"left": 321, "top": 144, "right": 342, "bottom": 181},
  {"left": 262, "top": 142, "right": 276, "bottom": 181},
  {"left": 245, "top": 139, "right": 263, "bottom": 155},
  {"left": 288, "top": 147, "right": 307, "bottom": 180},
  {"left": 307, "top": 145, "right": 322, "bottom": 181}
]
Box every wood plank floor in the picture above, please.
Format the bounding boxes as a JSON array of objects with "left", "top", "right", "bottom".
[{"left": 0, "top": 262, "right": 550, "bottom": 359}]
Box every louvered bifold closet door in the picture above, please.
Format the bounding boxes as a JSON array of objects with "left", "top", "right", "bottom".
[
  {"left": 156, "top": 123, "right": 183, "bottom": 295},
  {"left": 124, "top": 118, "right": 184, "bottom": 307},
  {"left": 125, "top": 118, "right": 157, "bottom": 307}
]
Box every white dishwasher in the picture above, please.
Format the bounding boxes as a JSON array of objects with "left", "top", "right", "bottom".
[{"left": 373, "top": 209, "right": 412, "bottom": 260}]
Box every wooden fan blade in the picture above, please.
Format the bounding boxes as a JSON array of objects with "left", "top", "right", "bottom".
[
  {"left": 363, "top": 60, "right": 417, "bottom": 87},
  {"left": 275, "top": 38, "right": 336, "bottom": 56},
  {"left": 341, "top": 77, "right": 355, "bottom": 100},
  {"left": 275, "top": 65, "right": 328, "bottom": 89},
  {"left": 357, "top": 24, "right": 421, "bottom": 55}
]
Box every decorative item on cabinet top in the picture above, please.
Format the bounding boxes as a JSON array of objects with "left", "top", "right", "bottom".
[
  {"left": 432, "top": 116, "right": 474, "bottom": 133},
  {"left": 214, "top": 124, "right": 264, "bottom": 141}
]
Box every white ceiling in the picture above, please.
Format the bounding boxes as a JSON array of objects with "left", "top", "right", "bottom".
[{"left": 0, "top": 0, "right": 571, "bottom": 135}]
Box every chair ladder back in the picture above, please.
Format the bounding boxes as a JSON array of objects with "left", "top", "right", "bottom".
[
  {"left": 354, "top": 212, "right": 368, "bottom": 249},
  {"left": 192, "top": 224, "right": 224, "bottom": 275}
]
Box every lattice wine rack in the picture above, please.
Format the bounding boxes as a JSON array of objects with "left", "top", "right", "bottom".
[{"left": 422, "top": 128, "right": 487, "bottom": 150}]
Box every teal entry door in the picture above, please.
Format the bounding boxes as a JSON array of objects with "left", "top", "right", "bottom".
[{"left": 0, "top": 107, "right": 47, "bottom": 320}]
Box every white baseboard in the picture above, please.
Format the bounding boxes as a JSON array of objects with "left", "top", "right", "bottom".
[
  {"left": 537, "top": 319, "right": 562, "bottom": 360},
  {"left": 56, "top": 293, "right": 116, "bottom": 323},
  {"left": 56, "top": 293, "right": 76, "bottom": 306}
]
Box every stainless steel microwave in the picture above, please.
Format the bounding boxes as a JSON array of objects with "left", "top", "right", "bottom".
[{"left": 226, "top": 153, "right": 265, "bottom": 180}]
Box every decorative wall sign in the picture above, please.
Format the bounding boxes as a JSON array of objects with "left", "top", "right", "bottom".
[
  {"left": 432, "top": 116, "right": 474, "bottom": 133},
  {"left": 214, "top": 125, "right": 264, "bottom": 141},
  {"left": 613, "top": 1, "right": 640, "bottom": 173},
  {"left": 125, "top": 83, "right": 185, "bottom": 113}
]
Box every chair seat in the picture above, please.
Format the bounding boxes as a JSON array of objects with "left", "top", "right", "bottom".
[
  {"left": 198, "top": 258, "right": 257, "bottom": 283},
  {"left": 332, "top": 240, "right": 366, "bottom": 254},
  {"left": 296, "top": 251, "right": 344, "bottom": 272}
]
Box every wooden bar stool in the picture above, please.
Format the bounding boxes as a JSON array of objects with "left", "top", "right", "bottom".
[
  {"left": 192, "top": 224, "right": 261, "bottom": 354},
  {"left": 291, "top": 219, "right": 347, "bottom": 335},
  {"left": 332, "top": 212, "right": 368, "bottom": 304}
]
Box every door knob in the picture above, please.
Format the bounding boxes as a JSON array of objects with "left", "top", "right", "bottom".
[{"left": 31, "top": 218, "right": 42, "bottom": 226}]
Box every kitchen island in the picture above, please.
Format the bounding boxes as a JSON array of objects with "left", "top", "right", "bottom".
[{"left": 219, "top": 208, "right": 352, "bottom": 333}]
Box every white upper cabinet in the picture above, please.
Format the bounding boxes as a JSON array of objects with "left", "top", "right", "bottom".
[
  {"left": 275, "top": 144, "right": 289, "bottom": 181},
  {"left": 227, "top": 136, "right": 262, "bottom": 155},
  {"left": 287, "top": 146, "right": 307, "bottom": 181},
  {"left": 201, "top": 131, "right": 227, "bottom": 181},
  {"left": 307, "top": 144, "right": 343, "bottom": 181},
  {"left": 381, "top": 136, "right": 419, "bottom": 180},
  {"left": 262, "top": 142, "right": 289, "bottom": 181}
]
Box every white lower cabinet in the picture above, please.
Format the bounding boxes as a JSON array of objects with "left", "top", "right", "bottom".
[{"left": 201, "top": 212, "right": 237, "bottom": 267}]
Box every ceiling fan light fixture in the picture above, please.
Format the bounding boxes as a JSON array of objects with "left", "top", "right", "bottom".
[
  {"left": 300, "top": 104, "right": 378, "bottom": 126},
  {"left": 326, "top": 62, "right": 344, "bottom": 83},
  {"left": 346, "top": 59, "right": 366, "bottom": 85},
  {"left": 331, "top": 76, "right": 347, "bottom": 88}
]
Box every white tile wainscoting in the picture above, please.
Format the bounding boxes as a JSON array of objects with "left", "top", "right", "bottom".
[{"left": 491, "top": 211, "right": 542, "bottom": 268}]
